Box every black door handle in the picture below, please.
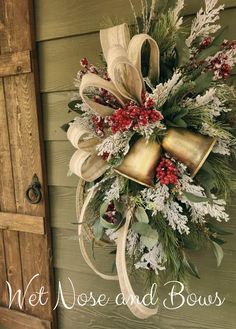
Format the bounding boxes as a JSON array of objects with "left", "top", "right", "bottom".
[{"left": 25, "top": 174, "right": 42, "bottom": 204}]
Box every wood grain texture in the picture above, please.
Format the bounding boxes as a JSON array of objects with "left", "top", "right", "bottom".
[
  {"left": 3, "top": 62, "right": 53, "bottom": 322},
  {"left": 38, "top": 8, "right": 236, "bottom": 93},
  {"left": 0, "top": 307, "right": 51, "bottom": 329},
  {"left": 48, "top": 186, "right": 76, "bottom": 229},
  {"left": 0, "top": 212, "right": 45, "bottom": 235},
  {"left": 0, "top": 78, "right": 24, "bottom": 310},
  {"left": 42, "top": 92, "right": 75, "bottom": 141},
  {"left": 38, "top": 33, "right": 100, "bottom": 93},
  {"left": 35, "top": 0, "right": 236, "bottom": 41},
  {"left": 53, "top": 266, "right": 236, "bottom": 329},
  {"left": 0, "top": 50, "right": 31, "bottom": 77},
  {"left": 0, "top": 0, "right": 55, "bottom": 325},
  {"left": 45, "top": 141, "right": 78, "bottom": 187}
]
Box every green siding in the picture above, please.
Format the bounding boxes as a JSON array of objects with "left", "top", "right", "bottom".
[{"left": 35, "top": 1, "right": 236, "bottom": 328}]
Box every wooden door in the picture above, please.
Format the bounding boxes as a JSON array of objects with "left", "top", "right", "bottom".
[{"left": 0, "top": 1, "right": 55, "bottom": 328}]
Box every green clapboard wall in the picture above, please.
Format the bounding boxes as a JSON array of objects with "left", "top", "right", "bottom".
[{"left": 34, "top": 1, "right": 236, "bottom": 328}]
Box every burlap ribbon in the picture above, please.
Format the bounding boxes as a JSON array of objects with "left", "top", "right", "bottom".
[
  {"left": 68, "top": 23, "right": 159, "bottom": 182},
  {"left": 68, "top": 24, "right": 160, "bottom": 318}
]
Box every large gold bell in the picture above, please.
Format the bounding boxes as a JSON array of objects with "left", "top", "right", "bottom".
[
  {"left": 162, "top": 128, "right": 216, "bottom": 177},
  {"left": 114, "top": 137, "right": 161, "bottom": 187}
]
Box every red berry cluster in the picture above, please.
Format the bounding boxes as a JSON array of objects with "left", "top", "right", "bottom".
[
  {"left": 108, "top": 96, "right": 163, "bottom": 134},
  {"left": 93, "top": 88, "right": 120, "bottom": 109},
  {"left": 156, "top": 158, "right": 179, "bottom": 186},
  {"left": 79, "top": 57, "right": 99, "bottom": 78},
  {"left": 199, "top": 37, "right": 212, "bottom": 49},
  {"left": 104, "top": 203, "right": 118, "bottom": 225},
  {"left": 92, "top": 115, "right": 106, "bottom": 137},
  {"left": 210, "top": 55, "right": 231, "bottom": 79}
]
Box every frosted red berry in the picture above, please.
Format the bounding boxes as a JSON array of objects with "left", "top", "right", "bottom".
[{"left": 156, "top": 158, "right": 179, "bottom": 186}]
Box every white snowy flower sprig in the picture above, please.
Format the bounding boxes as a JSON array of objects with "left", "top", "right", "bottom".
[{"left": 186, "top": 0, "right": 224, "bottom": 48}]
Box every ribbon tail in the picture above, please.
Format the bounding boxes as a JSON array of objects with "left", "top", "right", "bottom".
[
  {"left": 77, "top": 184, "right": 119, "bottom": 281},
  {"left": 116, "top": 208, "right": 158, "bottom": 319}
]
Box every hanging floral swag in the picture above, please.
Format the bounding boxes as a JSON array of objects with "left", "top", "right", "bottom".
[{"left": 63, "top": 0, "right": 236, "bottom": 319}]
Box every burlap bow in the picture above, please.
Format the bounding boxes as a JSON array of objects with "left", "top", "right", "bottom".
[
  {"left": 68, "top": 24, "right": 160, "bottom": 319},
  {"left": 68, "top": 23, "right": 160, "bottom": 181}
]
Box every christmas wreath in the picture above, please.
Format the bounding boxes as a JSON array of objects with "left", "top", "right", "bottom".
[{"left": 64, "top": 0, "right": 236, "bottom": 318}]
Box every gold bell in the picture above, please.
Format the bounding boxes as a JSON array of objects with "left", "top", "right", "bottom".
[
  {"left": 162, "top": 128, "right": 216, "bottom": 177},
  {"left": 114, "top": 137, "right": 161, "bottom": 187}
]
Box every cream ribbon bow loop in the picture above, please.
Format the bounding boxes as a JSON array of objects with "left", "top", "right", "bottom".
[
  {"left": 107, "top": 45, "right": 143, "bottom": 104},
  {"left": 80, "top": 73, "right": 126, "bottom": 117},
  {"left": 67, "top": 118, "right": 108, "bottom": 182},
  {"left": 128, "top": 33, "right": 160, "bottom": 82}
]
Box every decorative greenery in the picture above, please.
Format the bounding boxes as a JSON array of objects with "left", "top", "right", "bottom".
[{"left": 65, "top": 0, "right": 236, "bottom": 303}]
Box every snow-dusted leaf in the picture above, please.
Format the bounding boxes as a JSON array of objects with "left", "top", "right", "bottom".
[
  {"left": 135, "top": 207, "right": 149, "bottom": 223},
  {"left": 212, "top": 241, "right": 224, "bottom": 267},
  {"left": 100, "top": 202, "right": 108, "bottom": 217},
  {"left": 183, "top": 191, "right": 208, "bottom": 203},
  {"left": 93, "top": 220, "right": 104, "bottom": 241}
]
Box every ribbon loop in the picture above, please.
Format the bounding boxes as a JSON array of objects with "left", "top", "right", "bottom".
[
  {"left": 80, "top": 73, "right": 125, "bottom": 117},
  {"left": 107, "top": 45, "right": 143, "bottom": 103},
  {"left": 128, "top": 34, "right": 160, "bottom": 82},
  {"left": 70, "top": 149, "right": 108, "bottom": 182}
]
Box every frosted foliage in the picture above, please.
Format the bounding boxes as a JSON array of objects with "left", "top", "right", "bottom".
[{"left": 186, "top": 0, "right": 224, "bottom": 47}]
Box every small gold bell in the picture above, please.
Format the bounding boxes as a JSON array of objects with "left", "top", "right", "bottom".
[
  {"left": 114, "top": 137, "right": 161, "bottom": 187},
  {"left": 162, "top": 128, "right": 216, "bottom": 177}
]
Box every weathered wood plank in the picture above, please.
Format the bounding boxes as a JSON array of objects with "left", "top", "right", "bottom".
[
  {"left": 0, "top": 212, "right": 45, "bottom": 235},
  {"left": 0, "top": 0, "right": 31, "bottom": 54},
  {"left": 0, "top": 307, "right": 51, "bottom": 329},
  {"left": 45, "top": 141, "right": 78, "bottom": 187},
  {"left": 48, "top": 186, "right": 76, "bottom": 229},
  {"left": 38, "top": 7, "right": 236, "bottom": 93},
  {"left": 35, "top": 0, "right": 236, "bottom": 41},
  {"left": 0, "top": 232, "right": 8, "bottom": 306},
  {"left": 19, "top": 233, "right": 53, "bottom": 321},
  {"left": 0, "top": 51, "right": 31, "bottom": 77},
  {"left": 3, "top": 72, "right": 53, "bottom": 320},
  {"left": 42, "top": 91, "right": 75, "bottom": 141},
  {"left": 4, "top": 73, "right": 45, "bottom": 216},
  {"left": 0, "top": 78, "right": 24, "bottom": 310}
]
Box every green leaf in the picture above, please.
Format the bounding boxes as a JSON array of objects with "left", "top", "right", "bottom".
[
  {"left": 183, "top": 258, "right": 200, "bottom": 279},
  {"left": 60, "top": 123, "right": 70, "bottom": 132},
  {"left": 68, "top": 100, "right": 83, "bottom": 113},
  {"left": 176, "top": 34, "right": 190, "bottom": 66},
  {"left": 212, "top": 241, "right": 224, "bottom": 267},
  {"left": 100, "top": 213, "right": 123, "bottom": 229},
  {"left": 100, "top": 202, "right": 109, "bottom": 217},
  {"left": 132, "top": 223, "right": 159, "bottom": 249},
  {"left": 210, "top": 236, "right": 225, "bottom": 245},
  {"left": 206, "top": 222, "right": 233, "bottom": 236},
  {"left": 196, "top": 27, "right": 228, "bottom": 61},
  {"left": 140, "top": 236, "right": 157, "bottom": 249},
  {"left": 93, "top": 220, "right": 105, "bottom": 241},
  {"left": 183, "top": 191, "right": 208, "bottom": 203},
  {"left": 173, "top": 108, "right": 189, "bottom": 121},
  {"left": 135, "top": 207, "right": 149, "bottom": 223},
  {"left": 212, "top": 27, "right": 228, "bottom": 46},
  {"left": 113, "top": 200, "right": 125, "bottom": 214},
  {"left": 168, "top": 118, "right": 188, "bottom": 128},
  {"left": 194, "top": 72, "right": 214, "bottom": 94},
  {"left": 182, "top": 238, "right": 201, "bottom": 251}
]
